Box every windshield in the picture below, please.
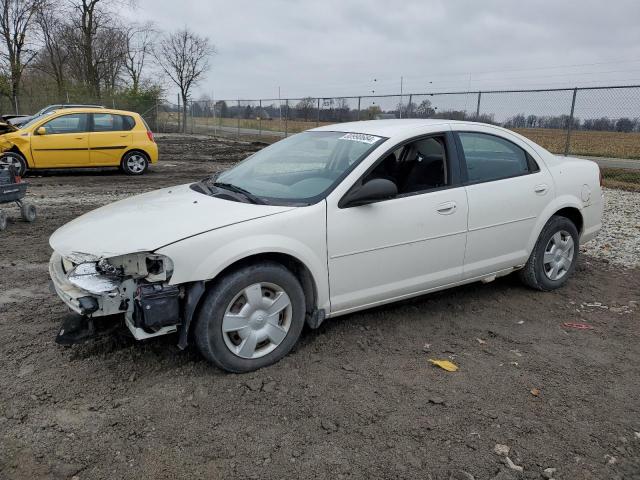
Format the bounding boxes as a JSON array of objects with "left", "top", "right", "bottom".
[
  {"left": 20, "top": 111, "right": 56, "bottom": 129},
  {"left": 212, "top": 131, "right": 386, "bottom": 204}
]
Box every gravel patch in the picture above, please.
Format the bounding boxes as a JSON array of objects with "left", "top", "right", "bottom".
[{"left": 581, "top": 188, "right": 640, "bottom": 268}]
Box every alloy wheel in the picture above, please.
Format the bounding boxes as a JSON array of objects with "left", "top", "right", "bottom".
[
  {"left": 0, "top": 154, "right": 24, "bottom": 175},
  {"left": 126, "top": 154, "right": 147, "bottom": 173}
]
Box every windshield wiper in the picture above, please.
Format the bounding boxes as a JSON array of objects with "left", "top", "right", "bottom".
[{"left": 212, "top": 182, "right": 266, "bottom": 205}]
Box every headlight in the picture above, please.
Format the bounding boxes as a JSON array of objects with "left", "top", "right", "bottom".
[
  {"left": 67, "top": 261, "right": 121, "bottom": 294},
  {"left": 96, "top": 253, "right": 174, "bottom": 282}
]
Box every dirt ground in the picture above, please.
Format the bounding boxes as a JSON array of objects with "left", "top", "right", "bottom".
[{"left": 1, "top": 134, "right": 639, "bottom": 480}]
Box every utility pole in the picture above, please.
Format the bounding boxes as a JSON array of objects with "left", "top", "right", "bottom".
[
  {"left": 212, "top": 90, "right": 217, "bottom": 136},
  {"left": 399, "top": 76, "right": 404, "bottom": 119},
  {"left": 278, "top": 86, "right": 282, "bottom": 131}
]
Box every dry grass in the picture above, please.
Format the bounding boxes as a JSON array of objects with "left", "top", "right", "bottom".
[
  {"left": 512, "top": 128, "right": 640, "bottom": 159},
  {"left": 601, "top": 167, "right": 640, "bottom": 191}
]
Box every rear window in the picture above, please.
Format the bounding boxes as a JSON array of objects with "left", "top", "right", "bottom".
[{"left": 92, "top": 113, "right": 136, "bottom": 132}]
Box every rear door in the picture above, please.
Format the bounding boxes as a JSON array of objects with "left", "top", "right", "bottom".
[
  {"left": 89, "top": 113, "right": 134, "bottom": 166},
  {"left": 30, "top": 113, "right": 90, "bottom": 167},
  {"left": 453, "top": 128, "right": 554, "bottom": 279}
]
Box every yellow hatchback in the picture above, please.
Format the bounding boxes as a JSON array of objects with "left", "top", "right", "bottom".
[{"left": 0, "top": 108, "right": 158, "bottom": 176}]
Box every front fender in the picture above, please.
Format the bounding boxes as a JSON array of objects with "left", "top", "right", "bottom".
[{"left": 155, "top": 202, "right": 330, "bottom": 312}]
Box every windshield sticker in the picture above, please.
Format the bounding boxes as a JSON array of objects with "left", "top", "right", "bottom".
[{"left": 339, "top": 133, "right": 382, "bottom": 144}]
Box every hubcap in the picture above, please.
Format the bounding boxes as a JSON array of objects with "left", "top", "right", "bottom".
[
  {"left": 222, "top": 282, "right": 292, "bottom": 359},
  {"left": 543, "top": 230, "right": 574, "bottom": 281},
  {"left": 126, "top": 154, "right": 146, "bottom": 173}
]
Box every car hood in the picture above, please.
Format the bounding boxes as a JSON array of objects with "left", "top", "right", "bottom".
[
  {"left": 50, "top": 183, "right": 294, "bottom": 260},
  {"left": 0, "top": 121, "right": 18, "bottom": 134}
]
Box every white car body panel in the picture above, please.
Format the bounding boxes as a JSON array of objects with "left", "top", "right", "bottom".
[
  {"left": 327, "top": 187, "right": 468, "bottom": 313},
  {"left": 156, "top": 201, "right": 331, "bottom": 312},
  {"left": 48, "top": 119, "right": 603, "bottom": 337},
  {"left": 49, "top": 184, "right": 293, "bottom": 259}
]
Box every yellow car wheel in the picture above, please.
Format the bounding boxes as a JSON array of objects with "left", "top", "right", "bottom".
[
  {"left": 0, "top": 152, "right": 27, "bottom": 177},
  {"left": 120, "top": 151, "right": 149, "bottom": 175}
]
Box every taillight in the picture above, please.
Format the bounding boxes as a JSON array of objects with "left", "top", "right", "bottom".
[
  {"left": 15, "top": 175, "right": 21, "bottom": 183},
  {"left": 599, "top": 168, "right": 603, "bottom": 187},
  {"left": 147, "top": 130, "right": 155, "bottom": 143}
]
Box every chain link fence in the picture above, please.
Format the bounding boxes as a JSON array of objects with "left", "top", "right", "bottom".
[
  {"left": 165, "top": 85, "right": 639, "bottom": 189},
  {"left": 4, "top": 86, "right": 638, "bottom": 189}
]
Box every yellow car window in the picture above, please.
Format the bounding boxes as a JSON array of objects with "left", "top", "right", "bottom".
[{"left": 42, "top": 113, "right": 89, "bottom": 134}]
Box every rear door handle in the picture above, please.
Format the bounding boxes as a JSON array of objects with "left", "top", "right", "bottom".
[
  {"left": 534, "top": 184, "right": 549, "bottom": 195},
  {"left": 436, "top": 201, "right": 457, "bottom": 215}
]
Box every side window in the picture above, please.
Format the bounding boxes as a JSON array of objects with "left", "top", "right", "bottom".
[
  {"left": 41, "top": 113, "right": 89, "bottom": 134},
  {"left": 365, "top": 135, "right": 449, "bottom": 194},
  {"left": 458, "top": 132, "right": 535, "bottom": 183},
  {"left": 121, "top": 115, "right": 136, "bottom": 131},
  {"left": 93, "top": 113, "right": 128, "bottom": 132}
]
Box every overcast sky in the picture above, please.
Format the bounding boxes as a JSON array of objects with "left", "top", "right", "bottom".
[{"left": 128, "top": 0, "right": 640, "bottom": 101}]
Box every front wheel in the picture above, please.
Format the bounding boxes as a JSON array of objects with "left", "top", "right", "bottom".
[
  {"left": 120, "top": 151, "right": 149, "bottom": 175},
  {"left": 519, "top": 215, "right": 579, "bottom": 291},
  {"left": 194, "top": 262, "right": 306, "bottom": 373},
  {"left": 0, "top": 152, "right": 27, "bottom": 177}
]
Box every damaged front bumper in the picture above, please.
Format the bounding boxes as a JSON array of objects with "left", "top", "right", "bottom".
[
  {"left": 49, "top": 251, "right": 130, "bottom": 316},
  {"left": 49, "top": 251, "right": 182, "bottom": 342}
]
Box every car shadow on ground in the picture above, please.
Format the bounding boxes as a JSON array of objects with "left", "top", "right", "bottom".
[{"left": 62, "top": 272, "right": 527, "bottom": 369}]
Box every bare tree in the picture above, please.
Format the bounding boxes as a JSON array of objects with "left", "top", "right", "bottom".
[
  {"left": 123, "top": 21, "right": 156, "bottom": 93},
  {"left": 295, "top": 97, "right": 315, "bottom": 121},
  {"left": 0, "top": 0, "right": 46, "bottom": 112},
  {"left": 66, "top": 0, "right": 128, "bottom": 98},
  {"left": 35, "top": 5, "right": 69, "bottom": 96},
  {"left": 154, "top": 28, "right": 214, "bottom": 132}
]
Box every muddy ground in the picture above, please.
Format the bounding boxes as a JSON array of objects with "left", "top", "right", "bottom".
[{"left": 1, "top": 134, "right": 639, "bottom": 480}]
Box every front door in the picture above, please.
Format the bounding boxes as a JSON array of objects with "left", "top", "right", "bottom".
[
  {"left": 326, "top": 133, "right": 468, "bottom": 314},
  {"left": 30, "top": 113, "right": 90, "bottom": 168},
  {"left": 89, "top": 113, "right": 133, "bottom": 166}
]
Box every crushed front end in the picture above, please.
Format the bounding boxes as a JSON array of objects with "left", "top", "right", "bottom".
[{"left": 49, "top": 251, "right": 184, "bottom": 344}]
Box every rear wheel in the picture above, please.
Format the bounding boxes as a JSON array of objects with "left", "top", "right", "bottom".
[
  {"left": 120, "top": 151, "right": 149, "bottom": 175},
  {"left": 519, "top": 215, "right": 579, "bottom": 291},
  {"left": 194, "top": 262, "right": 306, "bottom": 373},
  {"left": 0, "top": 152, "right": 27, "bottom": 177}
]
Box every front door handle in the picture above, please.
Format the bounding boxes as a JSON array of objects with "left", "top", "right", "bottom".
[
  {"left": 534, "top": 184, "right": 549, "bottom": 195},
  {"left": 436, "top": 201, "right": 457, "bottom": 215}
]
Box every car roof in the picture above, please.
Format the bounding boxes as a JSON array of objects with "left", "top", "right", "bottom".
[
  {"left": 47, "top": 107, "right": 140, "bottom": 116},
  {"left": 309, "top": 119, "right": 457, "bottom": 137},
  {"left": 313, "top": 118, "right": 524, "bottom": 138}
]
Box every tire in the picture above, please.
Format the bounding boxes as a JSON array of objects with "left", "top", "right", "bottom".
[
  {"left": 0, "top": 151, "right": 27, "bottom": 177},
  {"left": 120, "top": 151, "right": 149, "bottom": 175},
  {"left": 20, "top": 202, "right": 36, "bottom": 222},
  {"left": 519, "top": 215, "right": 579, "bottom": 291},
  {"left": 0, "top": 211, "right": 7, "bottom": 231},
  {"left": 194, "top": 262, "right": 306, "bottom": 373}
]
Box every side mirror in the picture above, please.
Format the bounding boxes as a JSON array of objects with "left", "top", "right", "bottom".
[
  {"left": 341, "top": 178, "right": 398, "bottom": 208},
  {"left": 36, "top": 126, "right": 46, "bottom": 135}
]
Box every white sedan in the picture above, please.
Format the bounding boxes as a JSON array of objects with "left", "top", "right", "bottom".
[{"left": 49, "top": 120, "right": 603, "bottom": 372}]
